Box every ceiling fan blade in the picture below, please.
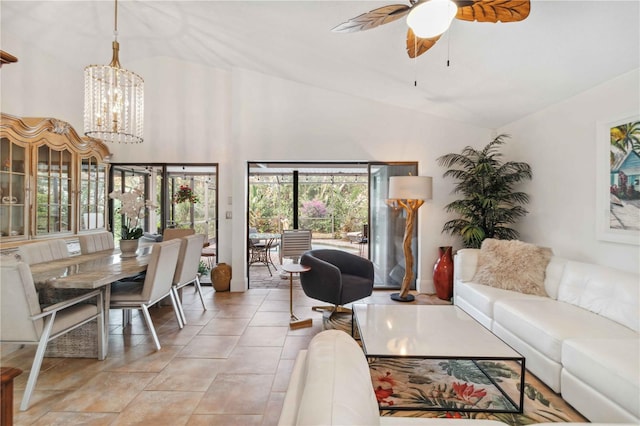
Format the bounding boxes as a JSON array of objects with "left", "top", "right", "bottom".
[
  {"left": 454, "top": 0, "right": 530, "bottom": 23},
  {"left": 332, "top": 4, "right": 411, "bottom": 33},
  {"left": 406, "top": 29, "right": 442, "bottom": 58}
]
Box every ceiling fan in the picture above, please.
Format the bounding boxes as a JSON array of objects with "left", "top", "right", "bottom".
[{"left": 332, "top": 0, "right": 530, "bottom": 58}]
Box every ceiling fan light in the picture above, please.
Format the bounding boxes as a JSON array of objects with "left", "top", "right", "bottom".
[{"left": 407, "top": 0, "right": 458, "bottom": 39}]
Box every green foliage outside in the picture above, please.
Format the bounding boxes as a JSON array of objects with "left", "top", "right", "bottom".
[
  {"left": 249, "top": 175, "right": 368, "bottom": 238},
  {"left": 168, "top": 176, "right": 216, "bottom": 239}
]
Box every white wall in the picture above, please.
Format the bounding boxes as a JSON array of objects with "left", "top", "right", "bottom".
[
  {"left": 1, "top": 33, "right": 82, "bottom": 125},
  {"left": 106, "top": 57, "right": 231, "bottom": 164},
  {"left": 500, "top": 69, "right": 640, "bottom": 273}
]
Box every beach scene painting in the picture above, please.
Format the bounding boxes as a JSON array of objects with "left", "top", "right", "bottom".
[{"left": 599, "top": 115, "right": 640, "bottom": 244}]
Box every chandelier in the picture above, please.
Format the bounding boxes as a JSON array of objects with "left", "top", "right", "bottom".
[{"left": 84, "top": 0, "right": 144, "bottom": 144}]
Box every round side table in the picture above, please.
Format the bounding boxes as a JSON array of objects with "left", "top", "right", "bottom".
[{"left": 282, "top": 263, "right": 312, "bottom": 329}]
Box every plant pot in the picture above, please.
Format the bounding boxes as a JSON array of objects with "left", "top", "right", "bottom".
[
  {"left": 212, "top": 262, "right": 231, "bottom": 292},
  {"left": 433, "top": 246, "right": 453, "bottom": 300},
  {"left": 120, "top": 239, "right": 139, "bottom": 258}
]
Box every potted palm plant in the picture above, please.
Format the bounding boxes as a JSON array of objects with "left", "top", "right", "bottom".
[{"left": 437, "top": 134, "right": 532, "bottom": 249}]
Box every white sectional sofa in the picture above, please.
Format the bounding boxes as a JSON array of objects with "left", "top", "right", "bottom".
[{"left": 454, "top": 248, "right": 639, "bottom": 423}]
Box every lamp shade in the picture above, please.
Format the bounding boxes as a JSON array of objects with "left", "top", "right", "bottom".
[
  {"left": 407, "top": 0, "right": 458, "bottom": 39},
  {"left": 388, "top": 176, "right": 433, "bottom": 201}
]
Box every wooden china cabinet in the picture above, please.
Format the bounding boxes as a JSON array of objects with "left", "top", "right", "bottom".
[{"left": 0, "top": 113, "right": 111, "bottom": 247}]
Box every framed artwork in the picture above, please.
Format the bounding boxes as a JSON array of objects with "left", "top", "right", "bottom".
[{"left": 596, "top": 113, "right": 640, "bottom": 245}]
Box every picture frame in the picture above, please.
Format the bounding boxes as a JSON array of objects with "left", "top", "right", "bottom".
[{"left": 595, "top": 113, "right": 640, "bottom": 245}]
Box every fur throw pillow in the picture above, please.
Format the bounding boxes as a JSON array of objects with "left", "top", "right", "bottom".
[{"left": 472, "top": 239, "right": 552, "bottom": 296}]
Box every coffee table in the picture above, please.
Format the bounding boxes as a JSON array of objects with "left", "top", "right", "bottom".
[{"left": 352, "top": 304, "right": 525, "bottom": 414}]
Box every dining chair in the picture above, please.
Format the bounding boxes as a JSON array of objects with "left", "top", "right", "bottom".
[
  {"left": 0, "top": 260, "right": 104, "bottom": 411},
  {"left": 16, "top": 239, "right": 70, "bottom": 265},
  {"left": 163, "top": 227, "right": 195, "bottom": 241},
  {"left": 172, "top": 233, "right": 207, "bottom": 325},
  {"left": 110, "top": 239, "right": 182, "bottom": 350},
  {"left": 78, "top": 231, "right": 115, "bottom": 254}
]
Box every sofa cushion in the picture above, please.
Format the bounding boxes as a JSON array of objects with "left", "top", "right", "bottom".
[
  {"left": 472, "top": 239, "right": 552, "bottom": 296},
  {"left": 562, "top": 338, "right": 640, "bottom": 418},
  {"left": 455, "top": 281, "right": 545, "bottom": 321},
  {"left": 493, "top": 298, "right": 637, "bottom": 362},
  {"left": 557, "top": 261, "right": 639, "bottom": 332},
  {"left": 296, "top": 330, "right": 380, "bottom": 426}
]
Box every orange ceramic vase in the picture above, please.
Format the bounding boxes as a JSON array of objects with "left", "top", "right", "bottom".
[
  {"left": 433, "top": 246, "right": 454, "bottom": 300},
  {"left": 212, "top": 262, "right": 231, "bottom": 292}
]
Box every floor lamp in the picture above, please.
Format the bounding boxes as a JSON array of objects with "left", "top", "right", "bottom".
[{"left": 388, "top": 176, "right": 433, "bottom": 302}]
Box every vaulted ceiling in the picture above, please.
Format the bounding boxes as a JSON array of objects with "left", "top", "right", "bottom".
[{"left": 1, "top": 0, "right": 639, "bottom": 128}]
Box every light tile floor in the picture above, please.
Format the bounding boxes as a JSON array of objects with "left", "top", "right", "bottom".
[{"left": 3, "top": 276, "right": 446, "bottom": 425}]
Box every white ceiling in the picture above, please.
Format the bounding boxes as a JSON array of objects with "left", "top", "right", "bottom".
[{"left": 1, "top": 0, "right": 639, "bottom": 129}]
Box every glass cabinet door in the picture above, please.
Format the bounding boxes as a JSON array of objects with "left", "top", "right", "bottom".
[
  {"left": 36, "top": 145, "right": 73, "bottom": 235},
  {"left": 80, "top": 156, "right": 107, "bottom": 230},
  {"left": 0, "top": 137, "right": 28, "bottom": 239}
]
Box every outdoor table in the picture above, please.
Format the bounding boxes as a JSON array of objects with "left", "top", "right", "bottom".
[{"left": 249, "top": 232, "right": 280, "bottom": 275}]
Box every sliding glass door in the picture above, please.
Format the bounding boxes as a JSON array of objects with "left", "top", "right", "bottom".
[
  {"left": 247, "top": 161, "right": 418, "bottom": 289},
  {"left": 368, "top": 162, "right": 418, "bottom": 288},
  {"left": 247, "top": 162, "right": 369, "bottom": 285}
]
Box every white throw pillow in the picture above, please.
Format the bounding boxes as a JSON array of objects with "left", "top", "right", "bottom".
[{"left": 472, "top": 239, "right": 552, "bottom": 297}]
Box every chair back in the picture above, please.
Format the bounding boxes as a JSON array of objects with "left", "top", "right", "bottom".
[
  {"left": 0, "top": 260, "right": 43, "bottom": 342},
  {"left": 17, "top": 239, "right": 70, "bottom": 265},
  {"left": 163, "top": 228, "right": 195, "bottom": 241},
  {"left": 280, "top": 229, "right": 312, "bottom": 263},
  {"left": 142, "top": 239, "right": 182, "bottom": 302},
  {"left": 174, "top": 233, "right": 205, "bottom": 285},
  {"left": 78, "top": 231, "right": 115, "bottom": 254}
]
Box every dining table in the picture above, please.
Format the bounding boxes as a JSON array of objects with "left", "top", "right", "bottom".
[{"left": 29, "top": 245, "right": 153, "bottom": 359}]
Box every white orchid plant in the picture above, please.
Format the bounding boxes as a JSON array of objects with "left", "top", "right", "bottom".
[{"left": 109, "top": 188, "right": 157, "bottom": 240}]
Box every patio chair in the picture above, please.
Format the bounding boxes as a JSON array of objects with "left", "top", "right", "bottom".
[
  {"left": 0, "top": 260, "right": 104, "bottom": 411},
  {"left": 110, "top": 239, "right": 182, "bottom": 349},
  {"left": 249, "top": 227, "right": 277, "bottom": 276},
  {"left": 279, "top": 229, "right": 312, "bottom": 264}
]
